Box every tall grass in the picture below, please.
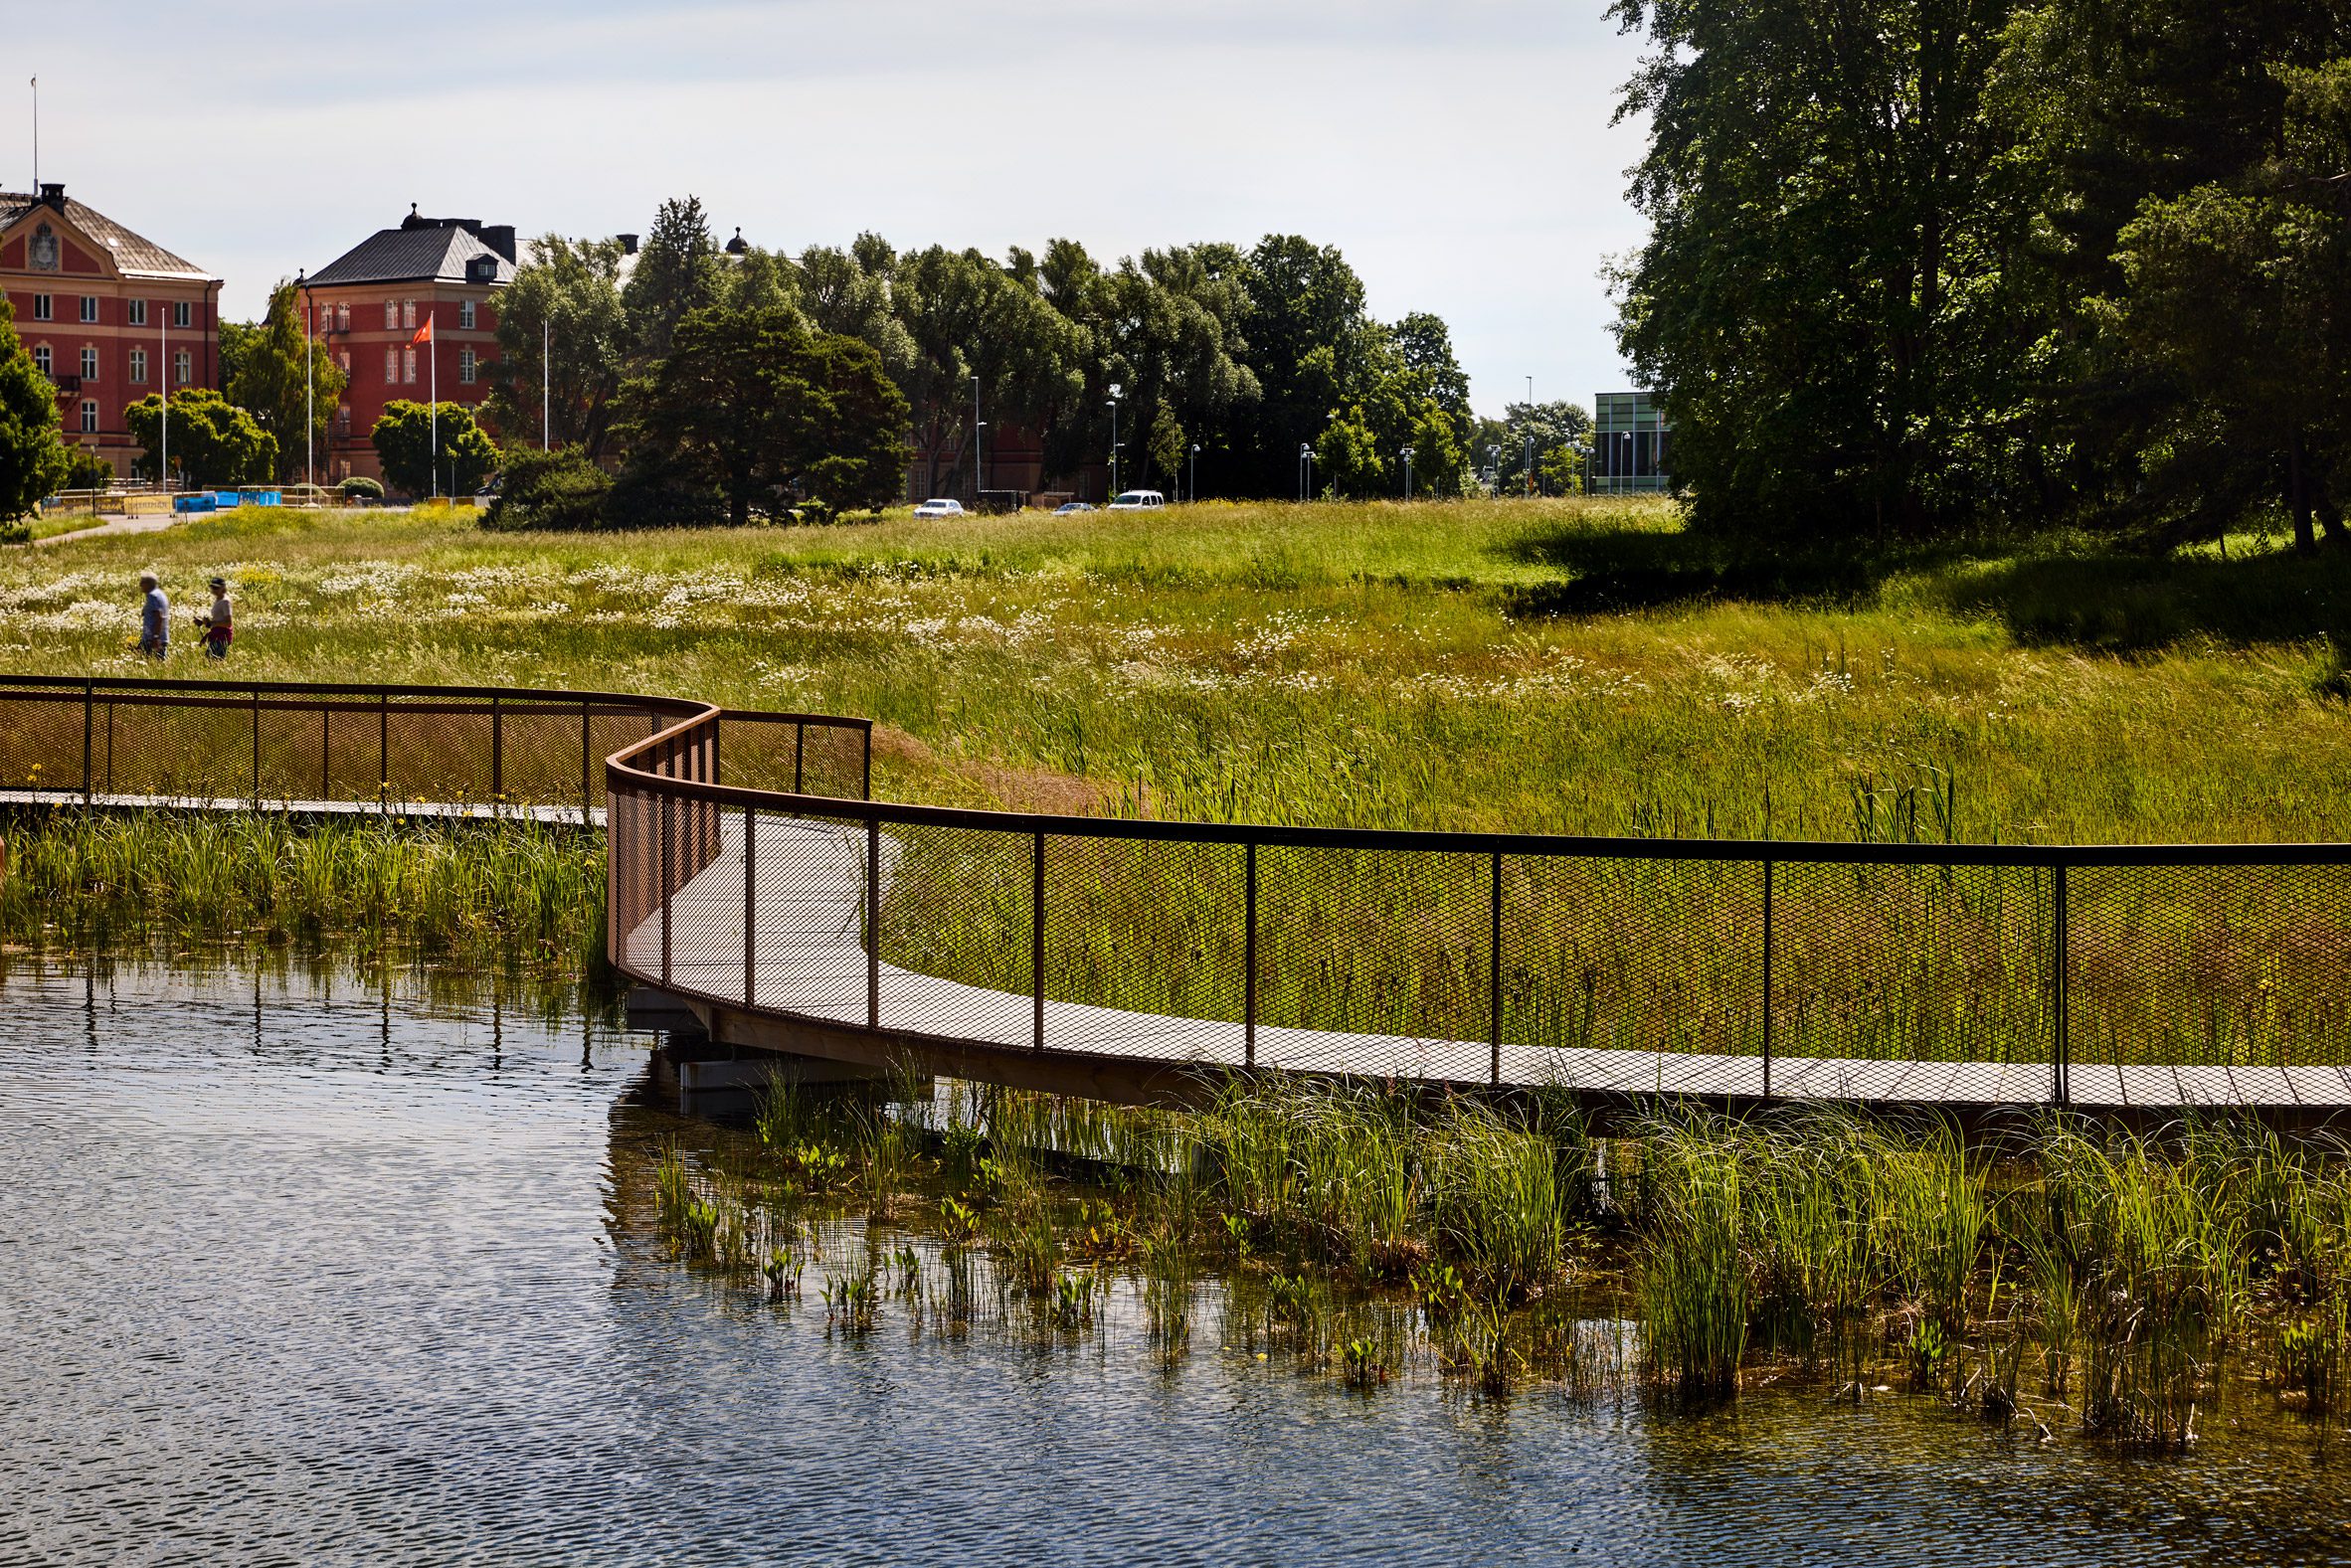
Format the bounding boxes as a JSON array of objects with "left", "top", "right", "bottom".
[{"left": 0, "top": 807, "right": 606, "bottom": 971}]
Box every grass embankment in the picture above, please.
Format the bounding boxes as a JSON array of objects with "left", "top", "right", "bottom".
[{"left": 649, "top": 1075, "right": 2351, "bottom": 1446}]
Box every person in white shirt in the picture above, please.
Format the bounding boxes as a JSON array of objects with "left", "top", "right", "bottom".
[{"left": 195, "top": 577, "right": 233, "bottom": 659}]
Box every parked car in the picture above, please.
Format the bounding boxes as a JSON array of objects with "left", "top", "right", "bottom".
[
  {"left": 1052, "top": 500, "right": 1097, "bottom": 515},
  {"left": 912, "top": 498, "right": 967, "bottom": 518},
  {"left": 1106, "top": 490, "right": 1166, "bottom": 511}
]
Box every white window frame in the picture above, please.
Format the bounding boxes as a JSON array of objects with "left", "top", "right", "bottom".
[
  {"left": 384, "top": 347, "right": 398, "bottom": 385},
  {"left": 173, "top": 349, "right": 191, "bottom": 386},
  {"left": 31, "top": 344, "right": 50, "bottom": 376},
  {"left": 172, "top": 300, "right": 192, "bottom": 329},
  {"left": 403, "top": 346, "right": 418, "bottom": 384},
  {"left": 80, "top": 345, "right": 98, "bottom": 381},
  {"left": 402, "top": 299, "right": 417, "bottom": 330},
  {"left": 31, "top": 293, "right": 51, "bottom": 321},
  {"left": 457, "top": 347, "right": 476, "bottom": 385},
  {"left": 80, "top": 400, "right": 97, "bottom": 434},
  {"left": 127, "top": 298, "right": 147, "bottom": 327},
  {"left": 129, "top": 347, "right": 148, "bottom": 384},
  {"left": 383, "top": 300, "right": 398, "bottom": 330},
  {"left": 459, "top": 299, "right": 476, "bottom": 330},
  {"left": 79, "top": 296, "right": 98, "bottom": 324}
]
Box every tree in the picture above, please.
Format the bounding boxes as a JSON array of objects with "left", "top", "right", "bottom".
[
  {"left": 370, "top": 401, "right": 496, "bottom": 497},
  {"left": 484, "top": 236, "right": 631, "bottom": 457},
  {"left": 0, "top": 297, "right": 70, "bottom": 520},
  {"left": 1229, "top": 236, "right": 1372, "bottom": 495},
  {"left": 1406, "top": 398, "right": 1472, "bottom": 497},
  {"left": 125, "top": 390, "right": 275, "bottom": 487},
  {"left": 1315, "top": 405, "right": 1382, "bottom": 498},
  {"left": 226, "top": 279, "right": 349, "bottom": 482},
  {"left": 889, "top": 245, "right": 1084, "bottom": 498},
  {"left": 616, "top": 303, "right": 911, "bottom": 526},
  {"left": 1610, "top": 0, "right": 2030, "bottom": 537},
  {"left": 480, "top": 445, "right": 613, "bottom": 532},
  {"left": 1479, "top": 401, "right": 1593, "bottom": 494},
  {"left": 623, "top": 196, "right": 721, "bottom": 363}
]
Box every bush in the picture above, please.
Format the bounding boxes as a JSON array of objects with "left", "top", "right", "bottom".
[
  {"left": 62, "top": 449, "right": 113, "bottom": 491},
  {"left": 340, "top": 475, "right": 385, "bottom": 502},
  {"left": 603, "top": 452, "right": 727, "bottom": 529},
  {"left": 480, "top": 446, "right": 614, "bottom": 532}
]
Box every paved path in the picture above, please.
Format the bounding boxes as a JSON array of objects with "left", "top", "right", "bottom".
[
  {"left": 624, "top": 817, "right": 2351, "bottom": 1113},
  {"left": 25, "top": 512, "right": 178, "bottom": 547}
]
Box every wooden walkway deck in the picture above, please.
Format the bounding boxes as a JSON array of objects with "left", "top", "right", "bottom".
[{"left": 627, "top": 817, "right": 2351, "bottom": 1117}]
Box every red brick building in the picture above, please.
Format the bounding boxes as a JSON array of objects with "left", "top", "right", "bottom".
[
  {"left": 0, "top": 183, "right": 221, "bottom": 478},
  {"left": 303, "top": 207, "right": 515, "bottom": 484}
]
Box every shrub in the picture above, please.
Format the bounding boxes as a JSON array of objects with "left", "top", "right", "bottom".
[
  {"left": 339, "top": 475, "right": 385, "bottom": 502},
  {"left": 480, "top": 446, "right": 613, "bottom": 532},
  {"left": 603, "top": 451, "right": 727, "bottom": 529},
  {"left": 62, "top": 449, "right": 113, "bottom": 490}
]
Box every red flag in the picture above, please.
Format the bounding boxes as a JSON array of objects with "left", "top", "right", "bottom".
[{"left": 411, "top": 317, "right": 434, "bottom": 346}]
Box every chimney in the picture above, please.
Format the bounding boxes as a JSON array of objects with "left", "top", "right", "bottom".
[
  {"left": 477, "top": 224, "right": 517, "bottom": 262},
  {"left": 617, "top": 234, "right": 639, "bottom": 256},
  {"left": 37, "top": 182, "right": 65, "bottom": 212}
]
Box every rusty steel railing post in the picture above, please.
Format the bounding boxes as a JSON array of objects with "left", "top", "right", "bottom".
[
  {"left": 1489, "top": 850, "right": 1503, "bottom": 1088},
  {"left": 580, "top": 703, "right": 593, "bottom": 823},
  {"left": 659, "top": 787, "right": 673, "bottom": 986},
  {"left": 251, "top": 687, "right": 262, "bottom": 805},
  {"left": 1761, "top": 857, "right": 1775, "bottom": 1101},
  {"left": 81, "top": 681, "right": 92, "bottom": 804},
  {"left": 794, "top": 721, "right": 806, "bottom": 794},
  {"left": 865, "top": 815, "right": 881, "bottom": 1029},
  {"left": 378, "top": 691, "right": 390, "bottom": 815},
  {"left": 490, "top": 694, "right": 503, "bottom": 811},
  {"left": 1032, "top": 830, "right": 1046, "bottom": 1051},
  {"left": 2053, "top": 860, "right": 2071, "bottom": 1108},
  {"left": 861, "top": 728, "right": 872, "bottom": 801},
  {"left": 1244, "top": 840, "right": 1258, "bottom": 1069},
  {"left": 320, "top": 704, "right": 332, "bottom": 802},
  {"left": 743, "top": 802, "right": 757, "bottom": 1007}
]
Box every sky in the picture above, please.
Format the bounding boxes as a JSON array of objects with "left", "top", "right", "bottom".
[{"left": 15, "top": 0, "right": 1650, "bottom": 419}]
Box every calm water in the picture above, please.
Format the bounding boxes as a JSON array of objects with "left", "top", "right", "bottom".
[{"left": 4, "top": 958, "right": 2350, "bottom": 1566}]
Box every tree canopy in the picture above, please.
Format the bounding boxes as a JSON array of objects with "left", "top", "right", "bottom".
[
  {"left": 0, "top": 297, "right": 70, "bottom": 520},
  {"left": 126, "top": 390, "right": 276, "bottom": 488},
  {"left": 370, "top": 401, "right": 497, "bottom": 497},
  {"left": 485, "top": 235, "right": 631, "bottom": 457},
  {"left": 226, "top": 280, "right": 349, "bottom": 482}
]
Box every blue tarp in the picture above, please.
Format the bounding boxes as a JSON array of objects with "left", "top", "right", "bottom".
[{"left": 173, "top": 494, "right": 217, "bottom": 514}]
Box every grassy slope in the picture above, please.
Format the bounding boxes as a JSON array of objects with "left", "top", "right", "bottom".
[{"left": 1, "top": 496, "right": 2346, "bottom": 844}]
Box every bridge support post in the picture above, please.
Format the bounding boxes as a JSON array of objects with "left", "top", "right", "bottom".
[
  {"left": 865, "top": 816, "right": 881, "bottom": 1029},
  {"left": 81, "top": 682, "right": 91, "bottom": 804},
  {"left": 251, "top": 687, "right": 261, "bottom": 806},
  {"left": 1489, "top": 851, "right": 1503, "bottom": 1088},
  {"left": 2053, "top": 862, "right": 2071, "bottom": 1108},
  {"left": 1761, "top": 857, "right": 1774, "bottom": 1100},
  {"left": 1031, "top": 831, "right": 1045, "bottom": 1052},
  {"left": 490, "top": 695, "right": 503, "bottom": 810}
]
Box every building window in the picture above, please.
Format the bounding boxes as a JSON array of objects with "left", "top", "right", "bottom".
[
  {"left": 127, "top": 298, "right": 147, "bottom": 327},
  {"left": 384, "top": 347, "right": 398, "bottom": 384},
  {"left": 336, "top": 303, "right": 351, "bottom": 332},
  {"left": 31, "top": 294, "right": 51, "bottom": 321},
  {"left": 335, "top": 405, "right": 351, "bottom": 436},
  {"left": 32, "top": 345, "right": 50, "bottom": 377},
  {"left": 403, "top": 347, "right": 418, "bottom": 384},
  {"left": 402, "top": 300, "right": 417, "bottom": 330},
  {"left": 80, "top": 346, "right": 98, "bottom": 381},
  {"left": 80, "top": 401, "right": 97, "bottom": 435},
  {"left": 458, "top": 348, "right": 476, "bottom": 385},
  {"left": 172, "top": 301, "right": 193, "bottom": 329},
  {"left": 337, "top": 350, "right": 350, "bottom": 374},
  {"left": 459, "top": 299, "right": 476, "bottom": 330},
  {"left": 174, "top": 350, "right": 191, "bottom": 386},
  {"left": 383, "top": 300, "right": 397, "bottom": 330},
  {"left": 130, "top": 347, "right": 147, "bottom": 384},
  {"left": 80, "top": 296, "right": 98, "bottom": 324}
]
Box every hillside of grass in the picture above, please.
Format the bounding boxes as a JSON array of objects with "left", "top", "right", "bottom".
[{"left": 3, "top": 496, "right": 2349, "bottom": 844}]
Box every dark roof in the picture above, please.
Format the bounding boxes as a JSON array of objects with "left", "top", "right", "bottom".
[
  {"left": 0, "top": 189, "right": 212, "bottom": 281},
  {"left": 309, "top": 219, "right": 517, "bottom": 288}
]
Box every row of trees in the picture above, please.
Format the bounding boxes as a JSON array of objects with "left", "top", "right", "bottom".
[
  {"left": 487, "top": 201, "right": 1546, "bottom": 504},
  {"left": 1612, "top": 0, "right": 2351, "bottom": 547}
]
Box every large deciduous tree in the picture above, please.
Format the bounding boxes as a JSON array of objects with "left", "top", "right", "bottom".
[
  {"left": 126, "top": 390, "right": 277, "bottom": 487},
  {"left": 369, "top": 400, "right": 496, "bottom": 497},
  {"left": 227, "top": 279, "right": 349, "bottom": 482},
  {"left": 616, "top": 303, "right": 911, "bottom": 525},
  {"left": 0, "top": 297, "right": 70, "bottom": 521},
  {"left": 485, "top": 235, "right": 631, "bottom": 457}
]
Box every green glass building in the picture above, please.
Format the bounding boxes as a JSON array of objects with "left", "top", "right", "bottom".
[{"left": 1592, "top": 391, "right": 1670, "bottom": 493}]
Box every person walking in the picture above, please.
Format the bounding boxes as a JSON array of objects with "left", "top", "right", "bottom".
[
  {"left": 195, "top": 576, "right": 233, "bottom": 659},
  {"left": 136, "top": 572, "right": 170, "bottom": 659}
]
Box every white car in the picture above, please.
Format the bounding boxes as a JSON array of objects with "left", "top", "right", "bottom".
[
  {"left": 1106, "top": 490, "right": 1166, "bottom": 511},
  {"left": 912, "top": 498, "right": 967, "bottom": 518}
]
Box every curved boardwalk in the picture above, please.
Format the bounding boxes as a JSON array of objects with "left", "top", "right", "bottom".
[{"left": 0, "top": 673, "right": 2343, "bottom": 1121}]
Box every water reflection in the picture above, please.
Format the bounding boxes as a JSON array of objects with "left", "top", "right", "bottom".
[{"left": 0, "top": 956, "right": 2345, "bottom": 1565}]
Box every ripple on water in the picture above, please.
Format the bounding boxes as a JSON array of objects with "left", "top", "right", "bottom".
[{"left": 1, "top": 957, "right": 2347, "bottom": 1567}]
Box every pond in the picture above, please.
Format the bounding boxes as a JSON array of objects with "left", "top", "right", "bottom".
[{"left": 2, "top": 958, "right": 2346, "bottom": 1565}]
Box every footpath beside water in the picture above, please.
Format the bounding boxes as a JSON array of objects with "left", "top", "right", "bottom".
[{"left": 2, "top": 955, "right": 2346, "bottom": 1566}]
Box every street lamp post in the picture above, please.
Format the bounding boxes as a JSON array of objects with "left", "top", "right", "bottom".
[
  {"left": 1107, "top": 383, "right": 1122, "bottom": 499},
  {"left": 1299, "top": 441, "right": 1315, "bottom": 502},
  {"left": 1188, "top": 442, "right": 1200, "bottom": 504},
  {"left": 972, "top": 373, "right": 986, "bottom": 503},
  {"left": 1401, "top": 443, "right": 1415, "bottom": 499},
  {"left": 1524, "top": 376, "right": 1535, "bottom": 497},
  {"left": 298, "top": 268, "right": 313, "bottom": 496},
  {"left": 1487, "top": 443, "right": 1502, "bottom": 495}
]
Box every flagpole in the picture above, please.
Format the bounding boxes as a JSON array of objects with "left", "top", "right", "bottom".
[
  {"left": 160, "top": 300, "right": 169, "bottom": 494},
  {"left": 429, "top": 302, "right": 438, "bottom": 499},
  {"left": 300, "top": 271, "right": 313, "bottom": 495},
  {"left": 542, "top": 314, "right": 550, "bottom": 450}
]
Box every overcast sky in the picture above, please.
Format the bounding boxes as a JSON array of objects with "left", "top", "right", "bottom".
[{"left": 17, "top": 1, "right": 1648, "bottom": 418}]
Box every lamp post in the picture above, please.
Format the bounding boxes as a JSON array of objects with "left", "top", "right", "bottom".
[
  {"left": 298, "top": 268, "right": 313, "bottom": 496},
  {"left": 1401, "top": 443, "right": 1415, "bottom": 500},
  {"left": 1523, "top": 375, "right": 1535, "bottom": 498},
  {"left": 1107, "top": 383, "right": 1122, "bottom": 499},
  {"left": 972, "top": 373, "right": 986, "bottom": 502},
  {"left": 1299, "top": 441, "right": 1315, "bottom": 502},
  {"left": 1487, "top": 443, "right": 1502, "bottom": 495},
  {"left": 1188, "top": 441, "right": 1200, "bottom": 504}
]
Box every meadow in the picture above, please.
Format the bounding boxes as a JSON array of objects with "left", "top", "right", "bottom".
[{"left": 0, "top": 496, "right": 2346, "bottom": 844}]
